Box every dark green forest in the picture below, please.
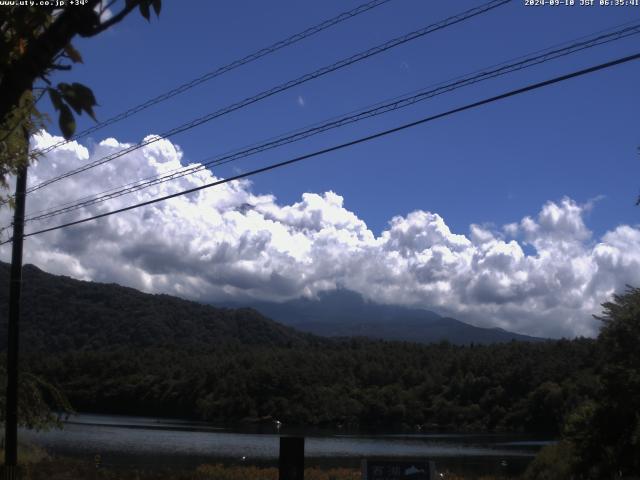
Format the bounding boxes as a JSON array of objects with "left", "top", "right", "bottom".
[{"left": 24, "top": 338, "right": 597, "bottom": 433}]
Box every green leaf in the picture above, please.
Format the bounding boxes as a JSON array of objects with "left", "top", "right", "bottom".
[
  {"left": 57, "top": 83, "right": 77, "bottom": 110},
  {"left": 152, "top": 0, "right": 161, "bottom": 16},
  {"left": 63, "top": 43, "right": 83, "bottom": 64},
  {"left": 139, "top": 1, "right": 150, "bottom": 21},
  {"left": 48, "top": 88, "right": 63, "bottom": 111},
  {"left": 58, "top": 82, "right": 97, "bottom": 121},
  {"left": 58, "top": 104, "right": 75, "bottom": 139},
  {"left": 70, "top": 82, "right": 97, "bottom": 120}
]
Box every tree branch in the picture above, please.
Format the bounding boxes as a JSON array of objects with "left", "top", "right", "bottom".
[
  {"left": 0, "top": 0, "right": 131, "bottom": 129},
  {"left": 1, "top": 0, "right": 156, "bottom": 146}
]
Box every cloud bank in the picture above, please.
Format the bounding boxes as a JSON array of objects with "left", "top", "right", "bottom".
[{"left": 1, "top": 131, "right": 639, "bottom": 338}]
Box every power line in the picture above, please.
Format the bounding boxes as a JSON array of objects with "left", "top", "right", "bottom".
[
  {"left": 26, "top": 0, "right": 511, "bottom": 194},
  {"left": 24, "top": 15, "right": 640, "bottom": 213},
  {"left": 29, "top": 18, "right": 640, "bottom": 220},
  {"left": 27, "top": 20, "right": 640, "bottom": 220},
  {"left": 3, "top": 51, "right": 637, "bottom": 245},
  {"left": 24, "top": 21, "right": 640, "bottom": 223},
  {"left": 30, "top": 0, "right": 394, "bottom": 157}
]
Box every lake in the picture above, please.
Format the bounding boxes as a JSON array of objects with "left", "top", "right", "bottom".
[{"left": 20, "top": 413, "right": 552, "bottom": 477}]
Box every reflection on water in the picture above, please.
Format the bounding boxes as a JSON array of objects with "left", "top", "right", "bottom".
[{"left": 20, "top": 413, "right": 553, "bottom": 476}]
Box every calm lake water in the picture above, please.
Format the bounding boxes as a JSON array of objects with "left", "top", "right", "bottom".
[{"left": 20, "top": 413, "right": 552, "bottom": 477}]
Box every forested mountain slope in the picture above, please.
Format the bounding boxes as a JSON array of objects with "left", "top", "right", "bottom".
[
  {"left": 0, "top": 261, "right": 598, "bottom": 433},
  {"left": 0, "top": 262, "right": 316, "bottom": 352}
]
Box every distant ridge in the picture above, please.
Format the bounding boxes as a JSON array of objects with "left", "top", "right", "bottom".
[{"left": 224, "top": 289, "right": 545, "bottom": 345}]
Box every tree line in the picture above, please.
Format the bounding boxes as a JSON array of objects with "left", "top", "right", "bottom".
[{"left": 20, "top": 337, "right": 597, "bottom": 434}]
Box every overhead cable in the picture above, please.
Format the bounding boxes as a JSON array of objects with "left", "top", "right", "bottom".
[
  {"left": 26, "top": 0, "right": 511, "bottom": 194},
  {"left": 30, "top": 0, "right": 394, "bottom": 157},
  {"left": 2, "top": 50, "right": 636, "bottom": 245},
  {"left": 25, "top": 21, "right": 640, "bottom": 223}
]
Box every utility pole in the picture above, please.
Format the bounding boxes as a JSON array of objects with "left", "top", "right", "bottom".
[{"left": 3, "top": 127, "right": 29, "bottom": 479}]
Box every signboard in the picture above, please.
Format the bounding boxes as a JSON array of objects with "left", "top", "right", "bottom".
[{"left": 362, "top": 459, "right": 436, "bottom": 480}]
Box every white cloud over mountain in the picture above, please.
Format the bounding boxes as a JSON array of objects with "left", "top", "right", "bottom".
[{"left": 1, "top": 131, "right": 639, "bottom": 338}]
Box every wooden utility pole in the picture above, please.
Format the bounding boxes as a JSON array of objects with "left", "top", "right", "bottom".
[{"left": 3, "top": 128, "right": 29, "bottom": 478}]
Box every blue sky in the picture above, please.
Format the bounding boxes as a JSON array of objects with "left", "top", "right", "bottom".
[
  {"left": 5, "top": 0, "right": 640, "bottom": 337},
  {"left": 57, "top": 0, "right": 640, "bottom": 237}
]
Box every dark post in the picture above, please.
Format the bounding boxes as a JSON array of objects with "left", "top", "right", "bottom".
[
  {"left": 278, "top": 436, "right": 304, "bottom": 480},
  {"left": 3, "top": 130, "right": 29, "bottom": 476}
]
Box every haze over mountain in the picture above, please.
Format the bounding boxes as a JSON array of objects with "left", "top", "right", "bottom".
[{"left": 224, "top": 289, "right": 545, "bottom": 345}]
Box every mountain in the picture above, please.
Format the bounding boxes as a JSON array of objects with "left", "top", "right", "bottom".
[
  {"left": 0, "top": 261, "right": 542, "bottom": 354},
  {"left": 224, "top": 289, "right": 545, "bottom": 345},
  {"left": 0, "top": 262, "right": 316, "bottom": 353},
  {"left": 0, "top": 262, "right": 592, "bottom": 433}
]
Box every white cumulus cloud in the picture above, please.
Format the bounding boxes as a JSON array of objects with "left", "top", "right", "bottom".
[{"left": 1, "top": 131, "right": 639, "bottom": 339}]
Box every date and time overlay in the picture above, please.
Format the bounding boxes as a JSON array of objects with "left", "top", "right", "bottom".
[{"left": 0, "top": 0, "right": 639, "bottom": 8}]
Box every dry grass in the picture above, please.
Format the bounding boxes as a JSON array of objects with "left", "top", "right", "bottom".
[
  {"left": 0, "top": 444, "right": 50, "bottom": 464},
  {"left": 1, "top": 458, "right": 361, "bottom": 480},
  {"left": 196, "top": 464, "right": 360, "bottom": 480},
  {"left": 0, "top": 450, "right": 511, "bottom": 480}
]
